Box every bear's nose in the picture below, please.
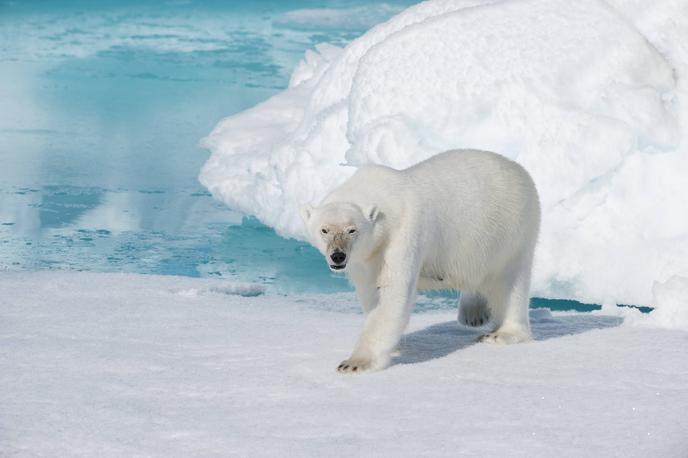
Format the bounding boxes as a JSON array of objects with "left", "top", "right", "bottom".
[{"left": 330, "top": 251, "right": 346, "bottom": 264}]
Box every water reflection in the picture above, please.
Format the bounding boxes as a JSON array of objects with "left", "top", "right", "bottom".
[{"left": 1, "top": 0, "right": 399, "bottom": 284}]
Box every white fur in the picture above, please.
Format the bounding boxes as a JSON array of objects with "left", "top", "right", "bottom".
[{"left": 301, "top": 150, "right": 541, "bottom": 372}]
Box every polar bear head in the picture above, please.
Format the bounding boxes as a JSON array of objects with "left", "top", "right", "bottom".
[{"left": 301, "top": 202, "right": 381, "bottom": 272}]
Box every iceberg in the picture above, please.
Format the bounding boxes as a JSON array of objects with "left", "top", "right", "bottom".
[{"left": 200, "top": 0, "right": 688, "bottom": 307}]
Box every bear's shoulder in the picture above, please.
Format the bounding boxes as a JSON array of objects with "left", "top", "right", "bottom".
[
  {"left": 330, "top": 164, "right": 402, "bottom": 194},
  {"left": 323, "top": 164, "right": 408, "bottom": 214}
]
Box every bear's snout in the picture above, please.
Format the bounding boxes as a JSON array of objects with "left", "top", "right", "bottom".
[{"left": 330, "top": 251, "right": 346, "bottom": 265}]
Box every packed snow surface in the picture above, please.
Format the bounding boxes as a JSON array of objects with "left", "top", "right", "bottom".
[
  {"left": 201, "top": 0, "right": 688, "bottom": 307},
  {"left": 1, "top": 272, "right": 687, "bottom": 456}
]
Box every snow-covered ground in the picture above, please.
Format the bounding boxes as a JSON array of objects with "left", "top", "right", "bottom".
[
  {"left": 3, "top": 1, "right": 688, "bottom": 455},
  {"left": 1, "top": 272, "right": 687, "bottom": 457},
  {"left": 201, "top": 0, "right": 688, "bottom": 307}
]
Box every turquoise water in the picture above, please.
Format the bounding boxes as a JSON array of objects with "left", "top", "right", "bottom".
[
  {"left": 0, "top": 0, "right": 410, "bottom": 292},
  {"left": 0, "top": 0, "right": 629, "bottom": 310}
]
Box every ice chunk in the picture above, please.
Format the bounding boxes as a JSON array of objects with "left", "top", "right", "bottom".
[
  {"left": 273, "top": 4, "right": 406, "bottom": 32},
  {"left": 648, "top": 276, "right": 688, "bottom": 330},
  {"left": 174, "top": 282, "right": 265, "bottom": 298}
]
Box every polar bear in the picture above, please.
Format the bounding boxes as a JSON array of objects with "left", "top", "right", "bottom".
[{"left": 301, "top": 149, "right": 540, "bottom": 373}]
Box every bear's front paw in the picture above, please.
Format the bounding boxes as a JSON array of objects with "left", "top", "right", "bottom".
[{"left": 337, "top": 357, "right": 373, "bottom": 373}]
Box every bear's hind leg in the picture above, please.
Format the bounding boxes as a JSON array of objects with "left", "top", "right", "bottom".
[
  {"left": 458, "top": 292, "right": 490, "bottom": 327},
  {"left": 478, "top": 264, "right": 533, "bottom": 344}
]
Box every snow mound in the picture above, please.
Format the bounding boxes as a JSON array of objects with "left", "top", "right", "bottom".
[{"left": 200, "top": 0, "right": 688, "bottom": 307}]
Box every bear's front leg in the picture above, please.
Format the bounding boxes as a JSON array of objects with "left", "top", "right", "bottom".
[
  {"left": 338, "top": 243, "right": 420, "bottom": 373},
  {"left": 349, "top": 262, "right": 381, "bottom": 316}
]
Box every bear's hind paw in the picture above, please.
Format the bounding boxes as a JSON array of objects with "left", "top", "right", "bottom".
[
  {"left": 477, "top": 330, "right": 532, "bottom": 344},
  {"left": 458, "top": 297, "right": 491, "bottom": 328}
]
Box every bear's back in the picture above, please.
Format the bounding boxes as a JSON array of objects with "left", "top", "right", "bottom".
[
  {"left": 323, "top": 149, "right": 539, "bottom": 239},
  {"left": 404, "top": 150, "right": 538, "bottom": 212},
  {"left": 406, "top": 150, "right": 540, "bottom": 253}
]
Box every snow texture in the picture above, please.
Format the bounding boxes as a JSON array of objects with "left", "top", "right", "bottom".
[
  {"left": 200, "top": 0, "right": 688, "bottom": 307},
  {"left": 1, "top": 272, "right": 687, "bottom": 456}
]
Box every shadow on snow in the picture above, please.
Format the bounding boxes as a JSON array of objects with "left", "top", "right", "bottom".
[{"left": 393, "top": 309, "right": 622, "bottom": 366}]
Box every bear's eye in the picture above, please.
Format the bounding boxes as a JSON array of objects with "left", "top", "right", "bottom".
[
  {"left": 348, "top": 228, "right": 357, "bottom": 234},
  {"left": 321, "top": 228, "right": 328, "bottom": 234}
]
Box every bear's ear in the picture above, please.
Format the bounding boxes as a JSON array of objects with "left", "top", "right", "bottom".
[
  {"left": 300, "top": 205, "right": 314, "bottom": 223},
  {"left": 365, "top": 205, "right": 380, "bottom": 223}
]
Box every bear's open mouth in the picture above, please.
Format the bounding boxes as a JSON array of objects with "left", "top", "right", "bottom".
[{"left": 329, "top": 264, "right": 346, "bottom": 271}]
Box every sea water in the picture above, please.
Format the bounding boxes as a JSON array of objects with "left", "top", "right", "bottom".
[
  {"left": 0, "top": 0, "right": 407, "bottom": 289},
  {"left": 0, "top": 0, "right": 611, "bottom": 310}
]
